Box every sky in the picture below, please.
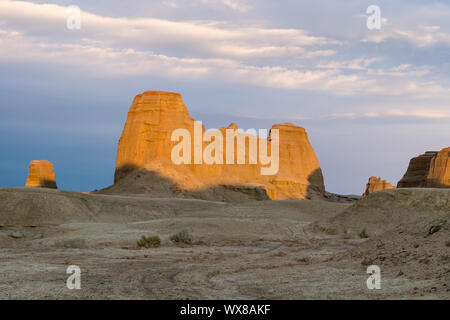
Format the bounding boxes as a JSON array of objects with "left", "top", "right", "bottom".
[{"left": 0, "top": 0, "right": 449, "bottom": 195}]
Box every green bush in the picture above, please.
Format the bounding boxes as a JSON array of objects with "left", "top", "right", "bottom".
[
  {"left": 137, "top": 235, "right": 161, "bottom": 248},
  {"left": 359, "top": 228, "right": 369, "bottom": 239},
  {"left": 169, "top": 229, "right": 193, "bottom": 244}
]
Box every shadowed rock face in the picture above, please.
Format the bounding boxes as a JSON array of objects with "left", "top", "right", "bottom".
[
  {"left": 113, "top": 91, "right": 325, "bottom": 200},
  {"left": 363, "top": 176, "right": 395, "bottom": 196},
  {"left": 397, "top": 148, "right": 450, "bottom": 188},
  {"left": 25, "top": 160, "right": 57, "bottom": 189}
]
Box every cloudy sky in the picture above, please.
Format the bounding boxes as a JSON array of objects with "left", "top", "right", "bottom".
[{"left": 0, "top": 0, "right": 449, "bottom": 194}]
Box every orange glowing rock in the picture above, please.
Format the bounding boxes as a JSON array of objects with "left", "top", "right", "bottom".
[
  {"left": 397, "top": 147, "right": 450, "bottom": 188},
  {"left": 113, "top": 91, "right": 325, "bottom": 200},
  {"left": 363, "top": 176, "right": 395, "bottom": 196},
  {"left": 25, "top": 160, "right": 57, "bottom": 189}
]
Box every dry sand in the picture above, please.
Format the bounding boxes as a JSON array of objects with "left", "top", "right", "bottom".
[{"left": 0, "top": 187, "right": 448, "bottom": 299}]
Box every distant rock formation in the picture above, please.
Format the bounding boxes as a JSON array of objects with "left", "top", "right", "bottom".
[
  {"left": 397, "top": 147, "right": 449, "bottom": 188},
  {"left": 110, "top": 91, "right": 325, "bottom": 200},
  {"left": 363, "top": 176, "right": 396, "bottom": 196},
  {"left": 25, "top": 160, "right": 57, "bottom": 189},
  {"left": 427, "top": 147, "right": 450, "bottom": 187}
]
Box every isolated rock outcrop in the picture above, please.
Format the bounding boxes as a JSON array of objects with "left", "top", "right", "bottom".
[
  {"left": 397, "top": 148, "right": 449, "bottom": 188},
  {"left": 363, "top": 176, "right": 395, "bottom": 196},
  {"left": 426, "top": 147, "right": 450, "bottom": 187},
  {"left": 111, "top": 91, "right": 324, "bottom": 200},
  {"left": 25, "top": 160, "right": 57, "bottom": 189}
]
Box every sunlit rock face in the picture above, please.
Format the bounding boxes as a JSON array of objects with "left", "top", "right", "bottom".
[
  {"left": 363, "top": 176, "right": 395, "bottom": 196},
  {"left": 397, "top": 147, "right": 450, "bottom": 188},
  {"left": 25, "top": 160, "right": 57, "bottom": 189},
  {"left": 426, "top": 147, "right": 450, "bottom": 187},
  {"left": 113, "top": 91, "right": 325, "bottom": 200},
  {"left": 115, "top": 91, "right": 193, "bottom": 182}
]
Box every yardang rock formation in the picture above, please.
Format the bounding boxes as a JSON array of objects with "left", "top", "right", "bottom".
[
  {"left": 110, "top": 91, "right": 325, "bottom": 200},
  {"left": 397, "top": 147, "right": 450, "bottom": 188},
  {"left": 25, "top": 160, "right": 57, "bottom": 189},
  {"left": 363, "top": 176, "right": 395, "bottom": 196}
]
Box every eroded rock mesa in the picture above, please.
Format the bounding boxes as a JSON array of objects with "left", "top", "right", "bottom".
[
  {"left": 363, "top": 176, "right": 395, "bottom": 196},
  {"left": 397, "top": 147, "right": 450, "bottom": 188},
  {"left": 111, "top": 91, "right": 325, "bottom": 200},
  {"left": 25, "top": 160, "right": 57, "bottom": 189},
  {"left": 426, "top": 147, "right": 450, "bottom": 187}
]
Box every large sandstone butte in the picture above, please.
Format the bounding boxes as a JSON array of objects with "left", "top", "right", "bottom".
[
  {"left": 363, "top": 176, "right": 395, "bottom": 196},
  {"left": 25, "top": 160, "right": 57, "bottom": 189},
  {"left": 397, "top": 147, "right": 450, "bottom": 188},
  {"left": 111, "top": 91, "right": 324, "bottom": 200}
]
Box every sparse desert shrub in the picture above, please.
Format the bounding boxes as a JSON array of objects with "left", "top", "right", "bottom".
[
  {"left": 359, "top": 228, "right": 369, "bottom": 239},
  {"left": 170, "top": 229, "right": 193, "bottom": 245},
  {"left": 137, "top": 235, "right": 161, "bottom": 248},
  {"left": 446, "top": 240, "right": 450, "bottom": 247},
  {"left": 58, "top": 239, "right": 86, "bottom": 249}
]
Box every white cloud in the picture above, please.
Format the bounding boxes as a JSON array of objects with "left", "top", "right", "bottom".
[
  {"left": 233, "top": 108, "right": 450, "bottom": 122},
  {"left": 323, "top": 109, "right": 450, "bottom": 121},
  {"left": 0, "top": 0, "right": 330, "bottom": 61},
  {"left": 367, "top": 65, "right": 432, "bottom": 77},
  {"left": 201, "top": 0, "right": 252, "bottom": 12},
  {"left": 423, "top": 25, "right": 441, "bottom": 32},
  {"left": 0, "top": 27, "right": 349, "bottom": 93},
  {"left": 316, "top": 58, "right": 381, "bottom": 70},
  {"left": 163, "top": 2, "right": 179, "bottom": 8},
  {"left": 0, "top": 0, "right": 449, "bottom": 99},
  {"left": 1, "top": 25, "right": 449, "bottom": 98},
  {"left": 363, "top": 27, "right": 450, "bottom": 47}
]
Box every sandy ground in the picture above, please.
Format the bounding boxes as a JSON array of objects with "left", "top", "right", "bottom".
[{"left": 0, "top": 188, "right": 448, "bottom": 299}]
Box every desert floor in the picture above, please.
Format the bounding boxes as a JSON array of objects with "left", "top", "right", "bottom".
[{"left": 0, "top": 188, "right": 448, "bottom": 299}]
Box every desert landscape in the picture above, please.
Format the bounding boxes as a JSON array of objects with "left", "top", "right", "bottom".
[{"left": 0, "top": 91, "right": 448, "bottom": 300}]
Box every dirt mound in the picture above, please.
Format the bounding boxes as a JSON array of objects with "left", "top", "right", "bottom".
[
  {"left": 0, "top": 187, "right": 343, "bottom": 227},
  {"left": 309, "top": 187, "right": 450, "bottom": 297},
  {"left": 333, "top": 211, "right": 450, "bottom": 298},
  {"left": 0, "top": 188, "right": 228, "bottom": 226},
  {"left": 312, "top": 188, "right": 450, "bottom": 237},
  {"left": 1, "top": 187, "right": 447, "bottom": 298},
  {"left": 97, "top": 166, "right": 269, "bottom": 202}
]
